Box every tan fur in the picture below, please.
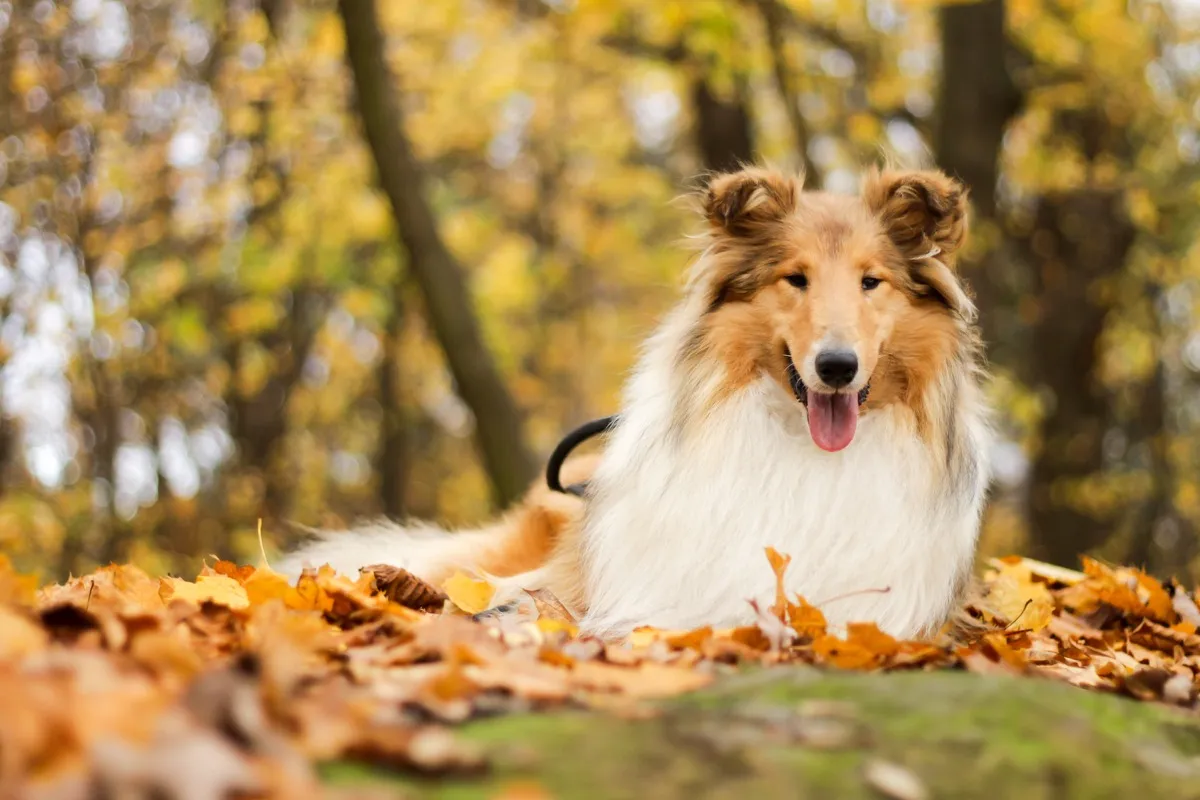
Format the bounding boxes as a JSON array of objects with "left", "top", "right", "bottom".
[{"left": 453, "top": 455, "right": 596, "bottom": 582}]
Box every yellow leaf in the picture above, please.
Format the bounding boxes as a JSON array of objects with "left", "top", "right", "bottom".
[
  {"left": 158, "top": 575, "right": 249, "bottom": 610},
  {"left": 985, "top": 563, "right": 1054, "bottom": 631},
  {"left": 987, "top": 556, "right": 1086, "bottom": 586},
  {"left": 442, "top": 571, "right": 495, "bottom": 615},
  {"left": 535, "top": 617, "right": 578, "bottom": 637},
  {"left": 243, "top": 568, "right": 293, "bottom": 607}
]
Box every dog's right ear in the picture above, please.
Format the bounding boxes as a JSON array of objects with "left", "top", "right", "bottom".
[{"left": 704, "top": 169, "right": 799, "bottom": 238}]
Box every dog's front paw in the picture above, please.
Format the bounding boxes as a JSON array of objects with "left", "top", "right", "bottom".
[{"left": 471, "top": 600, "right": 523, "bottom": 621}]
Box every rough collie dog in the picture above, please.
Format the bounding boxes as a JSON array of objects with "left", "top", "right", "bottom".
[{"left": 279, "top": 166, "right": 991, "bottom": 640}]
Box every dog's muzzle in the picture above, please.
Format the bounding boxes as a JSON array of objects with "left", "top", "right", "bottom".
[{"left": 785, "top": 347, "right": 870, "bottom": 406}]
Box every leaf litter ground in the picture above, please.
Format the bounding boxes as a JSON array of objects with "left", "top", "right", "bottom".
[{"left": 1, "top": 544, "right": 1199, "bottom": 798}]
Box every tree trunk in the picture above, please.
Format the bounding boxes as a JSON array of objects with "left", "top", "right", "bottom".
[
  {"left": 1021, "top": 189, "right": 1135, "bottom": 567},
  {"left": 691, "top": 76, "right": 756, "bottom": 173},
  {"left": 935, "top": 0, "right": 1024, "bottom": 363},
  {"left": 754, "top": 0, "right": 821, "bottom": 184},
  {"left": 0, "top": 413, "right": 12, "bottom": 498},
  {"left": 377, "top": 289, "right": 409, "bottom": 520},
  {"left": 936, "top": 0, "right": 1020, "bottom": 219},
  {"left": 338, "top": 0, "right": 537, "bottom": 508}
]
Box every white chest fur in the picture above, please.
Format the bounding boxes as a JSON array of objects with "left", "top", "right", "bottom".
[{"left": 577, "top": 371, "right": 987, "bottom": 639}]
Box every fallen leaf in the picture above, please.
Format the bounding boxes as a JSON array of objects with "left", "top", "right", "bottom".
[
  {"left": 526, "top": 588, "right": 577, "bottom": 626},
  {"left": 365, "top": 564, "right": 447, "bottom": 611},
  {"left": 765, "top": 546, "right": 792, "bottom": 620},
  {"left": 988, "top": 556, "right": 1086, "bottom": 586},
  {"left": 442, "top": 572, "right": 495, "bottom": 615},
  {"left": 983, "top": 561, "right": 1054, "bottom": 631},
  {"left": 158, "top": 575, "right": 250, "bottom": 610}
]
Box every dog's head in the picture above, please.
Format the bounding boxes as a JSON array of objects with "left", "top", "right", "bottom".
[{"left": 692, "top": 166, "right": 973, "bottom": 452}]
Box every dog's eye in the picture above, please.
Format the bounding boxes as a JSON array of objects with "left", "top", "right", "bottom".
[
  {"left": 785, "top": 274, "right": 808, "bottom": 289},
  {"left": 862, "top": 276, "right": 882, "bottom": 291}
]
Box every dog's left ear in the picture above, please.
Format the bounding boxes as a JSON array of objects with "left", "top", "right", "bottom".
[
  {"left": 864, "top": 168, "right": 975, "bottom": 321},
  {"left": 704, "top": 168, "right": 800, "bottom": 238}
]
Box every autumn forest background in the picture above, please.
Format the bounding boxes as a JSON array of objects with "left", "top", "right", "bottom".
[{"left": 2, "top": 0, "right": 1199, "bottom": 584}]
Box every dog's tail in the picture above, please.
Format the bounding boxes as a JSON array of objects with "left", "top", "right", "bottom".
[{"left": 273, "top": 454, "right": 598, "bottom": 588}]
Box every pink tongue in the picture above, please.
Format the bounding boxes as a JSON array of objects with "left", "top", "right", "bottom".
[{"left": 806, "top": 393, "right": 859, "bottom": 452}]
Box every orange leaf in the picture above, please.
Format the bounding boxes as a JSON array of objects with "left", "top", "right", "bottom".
[
  {"left": 845, "top": 622, "right": 900, "bottom": 658},
  {"left": 206, "top": 560, "right": 257, "bottom": 584},
  {"left": 765, "top": 547, "right": 791, "bottom": 621},
  {"left": 787, "top": 595, "right": 828, "bottom": 639},
  {"left": 665, "top": 627, "right": 713, "bottom": 651},
  {"left": 811, "top": 634, "right": 878, "bottom": 670}
]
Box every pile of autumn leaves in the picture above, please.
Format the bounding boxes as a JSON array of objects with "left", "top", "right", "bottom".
[{"left": 1, "top": 548, "right": 1199, "bottom": 798}]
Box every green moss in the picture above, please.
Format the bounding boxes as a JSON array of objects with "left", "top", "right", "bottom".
[{"left": 321, "top": 670, "right": 1200, "bottom": 799}]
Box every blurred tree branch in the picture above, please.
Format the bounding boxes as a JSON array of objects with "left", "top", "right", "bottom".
[
  {"left": 753, "top": 0, "right": 822, "bottom": 185},
  {"left": 338, "top": 0, "right": 537, "bottom": 507}
]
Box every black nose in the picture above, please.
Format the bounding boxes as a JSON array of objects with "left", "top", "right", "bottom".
[{"left": 815, "top": 350, "right": 858, "bottom": 388}]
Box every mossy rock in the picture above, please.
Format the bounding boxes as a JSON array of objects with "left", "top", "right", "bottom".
[{"left": 322, "top": 669, "right": 1200, "bottom": 799}]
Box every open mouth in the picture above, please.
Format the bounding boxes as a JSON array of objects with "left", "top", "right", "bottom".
[{"left": 784, "top": 347, "right": 869, "bottom": 453}]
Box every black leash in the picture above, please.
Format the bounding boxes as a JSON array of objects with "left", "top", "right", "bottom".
[{"left": 545, "top": 415, "right": 617, "bottom": 497}]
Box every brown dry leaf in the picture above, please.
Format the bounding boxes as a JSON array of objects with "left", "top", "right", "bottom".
[
  {"left": 365, "top": 564, "right": 447, "bottom": 611},
  {"left": 442, "top": 571, "right": 496, "bottom": 615},
  {"left": 526, "top": 588, "right": 577, "bottom": 626}
]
